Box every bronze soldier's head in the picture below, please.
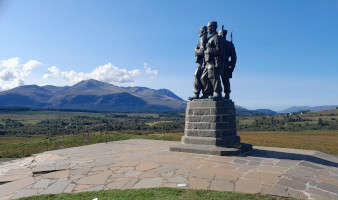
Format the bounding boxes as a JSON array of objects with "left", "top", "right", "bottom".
[
  {"left": 218, "top": 28, "right": 228, "bottom": 39},
  {"left": 199, "top": 26, "right": 207, "bottom": 37},
  {"left": 207, "top": 21, "right": 217, "bottom": 35}
]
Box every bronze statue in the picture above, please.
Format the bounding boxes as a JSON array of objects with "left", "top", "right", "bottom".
[
  {"left": 218, "top": 26, "right": 237, "bottom": 99},
  {"left": 190, "top": 21, "right": 237, "bottom": 100},
  {"left": 203, "top": 21, "right": 223, "bottom": 99},
  {"left": 189, "top": 26, "right": 209, "bottom": 100}
]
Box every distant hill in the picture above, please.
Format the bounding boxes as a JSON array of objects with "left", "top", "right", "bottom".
[
  {"left": 254, "top": 109, "right": 278, "bottom": 115},
  {"left": 279, "top": 105, "right": 338, "bottom": 113},
  {"left": 235, "top": 106, "right": 277, "bottom": 116},
  {"left": 0, "top": 79, "right": 286, "bottom": 114},
  {"left": 301, "top": 108, "right": 338, "bottom": 117},
  {"left": 0, "top": 79, "right": 187, "bottom": 112}
]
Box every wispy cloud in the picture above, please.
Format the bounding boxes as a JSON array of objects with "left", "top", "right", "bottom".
[{"left": 144, "top": 62, "right": 158, "bottom": 75}]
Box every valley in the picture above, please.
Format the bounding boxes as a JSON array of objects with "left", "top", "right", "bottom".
[{"left": 1, "top": 108, "right": 338, "bottom": 159}]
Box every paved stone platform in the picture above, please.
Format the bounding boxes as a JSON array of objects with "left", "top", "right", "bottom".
[{"left": 0, "top": 139, "right": 337, "bottom": 200}]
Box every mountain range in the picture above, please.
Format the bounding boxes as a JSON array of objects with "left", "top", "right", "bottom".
[
  {"left": 279, "top": 105, "right": 338, "bottom": 113},
  {"left": 0, "top": 79, "right": 335, "bottom": 114},
  {"left": 0, "top": 79, "right": 186, "bottom": 112}
]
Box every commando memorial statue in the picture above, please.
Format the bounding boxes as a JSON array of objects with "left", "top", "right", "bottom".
[
  {"left": 190, "top": 22, "right": 237, "bottom": 100},
  {"left": 171, "top": 21, "right": 252, "bottom": 156}
]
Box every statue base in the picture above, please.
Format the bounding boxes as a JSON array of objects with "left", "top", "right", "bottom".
[{"left": 170, "top": 99, "right": 252, "bottom": 156}]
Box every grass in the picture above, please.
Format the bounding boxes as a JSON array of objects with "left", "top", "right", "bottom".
[
  {"left": 238, "top": 130, "right": 338, "bottom": 155},
  {"left": 0, "top": 132, "right": 134, "bottom": 158},
  {"left": 0, "top": 135, "right": 48, "bottom": 158},
  {"left": 145, "top": 133, "right": 183, "bottom": 141},
  {"left": 145, "top": 121, "right": 173, "bottom": 126},
  {"left": 147, "top": 131, "right": 338, "bottom": 156},
  {"left": 287, "top": 121, "right": 317, "bottom": 125},
  {"left": 18, "top": 187, "right": 296, "bottom": 200},
  {"left": 238, "top": 119, "right": 255, "bottom": 125},
  {"left": 20, "top": 120, "right": 40, "bottom": 125},
  {"left": 0, "top": 132, "right": 184, "bottom": 158},
  {"left": 1, "top": 130, "right": 338, "bottom": 158}
]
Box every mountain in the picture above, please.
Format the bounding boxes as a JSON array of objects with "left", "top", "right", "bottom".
[
  {"left": 0, "top": 79, "right": 290, "bottom": 114},
  {"left": 0, "top": 79, "right": 187, "bottom": 112},
  {"left": 156, "top": 89, "right": 183, "bottom": 101},
  {"left": 279, "top": 105, "right": 338, "bottom": 113},
  {"left": 234, "top": 106, "right": 277, "bottom": 116},
  {"left": 254, "top": 109, "right": 278, "bottom": 115}
]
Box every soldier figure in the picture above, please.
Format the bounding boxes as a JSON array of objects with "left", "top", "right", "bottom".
[
  {"left": 218, "top": 27, "right": 237, "bottom": 99},
  {"left": 189, "top": 21, "right": 237, "bottom": 101},
  {"left": 189, "top": 26, "right": 209, "bottom": 100},
  {"left": 203, "top": 21, "right": 223, "bottom": 99}
]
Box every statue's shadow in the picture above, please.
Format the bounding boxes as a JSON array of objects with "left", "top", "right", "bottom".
[{"left": 241, "top": 148, "right": 338, "bottom": 168}]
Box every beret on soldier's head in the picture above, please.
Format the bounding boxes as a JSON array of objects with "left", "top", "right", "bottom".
[
  {"left": 218, "top": 29, "right": 228, "bottom": 37},
  {"left": 200, "top": 26, "right": 207, "bottom": 30},
  {"left": 207, "top": 21, "right": 217, "bottom": 28}
]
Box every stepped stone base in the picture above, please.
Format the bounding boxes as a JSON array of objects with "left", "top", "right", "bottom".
[
  {"left": 170, "top": 143, "right": 252, "bottom": 156},
  {"left": 170, "top": 99, "right": 252, "bottom": 156}
]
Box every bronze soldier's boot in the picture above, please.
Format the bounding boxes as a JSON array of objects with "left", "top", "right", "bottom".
[
  {"left": 188, "top": 93, "right": 199, "bottom": 101},
  {"left": 224, "top": 93, "right": 230, "bottom": 100},
  {"left": 201, "top": 94, "right": 208, "bottom": 99},
  {"left": 214, "top": 92, "right": 222, "bottom": 100},
  {"left": 209, "top": 92, "right": 222, "bottom": 100}
]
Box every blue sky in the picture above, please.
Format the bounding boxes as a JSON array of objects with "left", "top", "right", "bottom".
[{"left": 0, "top": 0, "right": 337, "bottom": 111}]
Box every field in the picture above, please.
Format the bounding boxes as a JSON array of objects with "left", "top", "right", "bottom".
[
  {"left": 0, "top": 109, "right": 338, "bottom": 159},
  {"left": 0, "top": 111, "right": 184, "bottom": 137},
  {"left": 237, "top": 109, "right": 338, "bottom": 131},
  {"left": 1, "top": 130, "right": 337, "bottom": 159},
  {"left": 0, "top": 132, "right": 184, "bottom": 159},
  {"left": 238, "top": 130, "right": 338, "bottom": 155},
  {"left": 0, "top": 110, "right": 336, "bottom": 200}
]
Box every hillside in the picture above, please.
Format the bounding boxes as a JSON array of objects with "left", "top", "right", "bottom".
[
  {"left": 280, "top": 105, "right": 338, "bottom": 113},
  {"left": 0, "top": 79, "right": 187, "bottom": 112},
  {"left": 301, "top": 108, "right": 338, "bottom": 117}
]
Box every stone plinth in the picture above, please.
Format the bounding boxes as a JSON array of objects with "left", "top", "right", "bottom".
[{"left": 170, "top": 99, "right": 252, "bottom": 156}]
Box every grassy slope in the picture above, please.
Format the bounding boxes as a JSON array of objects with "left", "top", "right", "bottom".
[{"left": 18, "top": 188, "right": 296, "bottom": 200}]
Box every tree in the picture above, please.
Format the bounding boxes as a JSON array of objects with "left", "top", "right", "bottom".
[{"left": 318, "top": 118, "right": 324, "bottom": 126}]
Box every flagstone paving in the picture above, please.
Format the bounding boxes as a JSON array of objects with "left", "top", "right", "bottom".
[{"left": 0, "top": 139, "right": 338, "bottom": 200}]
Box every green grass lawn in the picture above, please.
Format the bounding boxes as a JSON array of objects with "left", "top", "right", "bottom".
[
  {"left": 0, "top": 135, "right": 48, "bottom": 158},
  {"left": 239, "top": 130, "right": 338, "bottom": 155},
  {"left": 1, "top": 130, "right": 338, "bottom": 158},
  {"left": 0, "top": 132, "right": 184, "bottom": 158},
  {"left": 18, "top": 187, "right": 296, "bottom": 200}
]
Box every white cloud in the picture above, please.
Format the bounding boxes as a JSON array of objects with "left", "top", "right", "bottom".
[
  {"left": 144, "top": 63, "right": 158, "bottom": 75},
  {"left": 0, "top": 57, "right": 20, "bottom": 68},
  {"left": 60, "top": 62, "right": 141, "bottom": 84},
  {"left": 0, "top": 58, "right": 159, "bottom": 91},
  {"left": 43, "top": 66, "right": 60, "bottom": 79},
  {"left": 0, "top": 68, "right": 16, "bottom": 81},
  {"left": 23, "top": 60, "right": 41, "bottom": 74},
  {"left": 61, "top": 70, "right": 89, "bottom": 83},
  {"left": 0, "top": 57, "right": 41, "bottom": 91}
]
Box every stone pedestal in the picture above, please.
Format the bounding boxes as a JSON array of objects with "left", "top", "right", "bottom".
[{"left": 170, "top": 99, "right": 252, "bottom": 156}]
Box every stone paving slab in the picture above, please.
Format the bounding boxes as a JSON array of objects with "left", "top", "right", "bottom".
[{"left": 0, "top": 139, "right": 337, "bottom": 200}]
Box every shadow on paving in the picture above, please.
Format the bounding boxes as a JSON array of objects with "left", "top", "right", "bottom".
[{"left": 242, "top": 149, "right": 338, "bottom": 168}]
